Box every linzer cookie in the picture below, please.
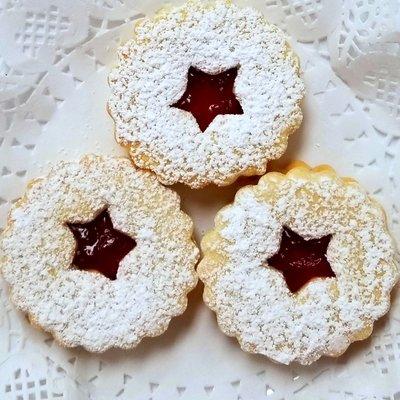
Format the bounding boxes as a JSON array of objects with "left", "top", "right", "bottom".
[
  {"left": 108, "top": 0, "right": 304, "bottom": 188},
  {"left": 0, "top": 155, "right": 199, "bottom": 352},
  {"left": 198, "top": 162, "right": 399, "bottom": 364}
]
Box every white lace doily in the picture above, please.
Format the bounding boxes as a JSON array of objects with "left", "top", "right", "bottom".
[{"left": 0, "top": 0, "right": 399, "bottom": 399}]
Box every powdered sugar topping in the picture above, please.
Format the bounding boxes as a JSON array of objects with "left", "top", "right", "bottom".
[
  {"left": 108, "top": 0, "right": 304, "bottom": 188},
  {"left": 0, "top": 155, "right": 199, "bottom": 352},
  {"left": 199, "top": 166, "right": 399, "bottom": 364}
]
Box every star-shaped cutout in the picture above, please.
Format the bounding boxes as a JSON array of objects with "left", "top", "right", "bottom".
[
  {"left": 171, "top": 66, "right": 243, "bottom": 132},
  {"left": 266, "top": 227, "right": 335, "bottom": 293},
  {"left": 67, "top": 209, "right": 136, "bottom": 280}
]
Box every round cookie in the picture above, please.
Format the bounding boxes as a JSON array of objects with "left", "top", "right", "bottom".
[
  {"left": 108, "top": 0, "right": 304, "bottom": 188},
  {"left": 198, "top": 162, "right": 399, "bottom": 365},
  {"left": 0, "top": 155, "right": 199, "bottom": 352}
]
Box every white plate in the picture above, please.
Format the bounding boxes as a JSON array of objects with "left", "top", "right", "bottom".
[{"left": 0, "top": 1, "right": 399, "bottom": 399}]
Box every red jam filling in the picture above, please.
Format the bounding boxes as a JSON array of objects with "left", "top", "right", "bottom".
[
  {"left": 171, "top": 66, "right": 243, "bottom": 132},
  {"left": 267, "top": 227, "right": 335, "bottom": 293},
  {"left": 67, "top": 209, "right": 136, "bottom": 280}
]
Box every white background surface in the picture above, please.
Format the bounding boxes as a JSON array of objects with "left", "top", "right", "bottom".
[{"left": 0, "top": 0, "right": 399, "bottom": 399}]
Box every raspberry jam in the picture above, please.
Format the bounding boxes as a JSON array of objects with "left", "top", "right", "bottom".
[
  {"left": 267, "top": 227, "right": 334, "bottom": 293},
  {"left": 67, "top": 209, "right": 136, "bottom": 280},
  {"left": 172, "top": 66, "right": 243, "bottom": 132}
]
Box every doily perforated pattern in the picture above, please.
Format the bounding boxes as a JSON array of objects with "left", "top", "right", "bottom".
[{"left": 0, "top": 0, "right": 399, "bottom": 399}]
